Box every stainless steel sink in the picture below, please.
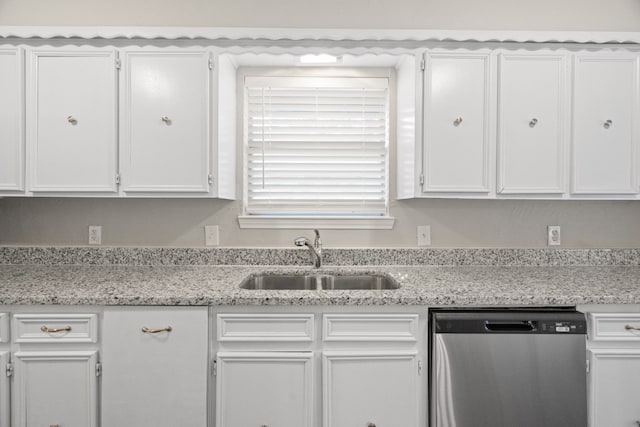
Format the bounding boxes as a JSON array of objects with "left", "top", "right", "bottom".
[{"left": 240, "top": 273, "right": 399, "bottom": 290}]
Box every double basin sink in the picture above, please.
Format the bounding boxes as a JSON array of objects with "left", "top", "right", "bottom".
[{"left": 240, "top": 273, "right": 399, "bottom": 290}]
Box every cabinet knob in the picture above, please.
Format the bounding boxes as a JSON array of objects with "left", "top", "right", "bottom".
[
  {"left": 453, "top": 117, "right": 462, "bottom": 126},
  {"left": 529, "top": 118, "right": 538, "bottom": 128},
  {"left": 67, "top": 115, "right": 77, "bottom": 124},
  {"left": 367, "top": 423, "right": 376, "bottom": 427},
  {"left": 50, "top": 425, "right": 60, "bottom": 427},
  {"left": 161, "top": 116, "right": 171, "bottom": 124},
  {"left": 41, "top": 325, "right": 72, "bottom": 333},
  {"left": 604, "top": 119, "right": 613, "bottom": 129},
  {"left": 141, "top": 326, "right": 173, "bottom": 334}
]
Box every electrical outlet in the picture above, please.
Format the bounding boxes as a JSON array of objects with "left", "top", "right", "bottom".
[
  {"left": 547, "top": 225, "right": 561, "bottom": 246},
  {"left": 205, "top": 225, "right": 219, "bottom": 246},
  {"left": 417, "top": 225, "right": 431, "bottom": 246},
  {"left": 88, "top": 226, "right": 102, "bottom": 245}
]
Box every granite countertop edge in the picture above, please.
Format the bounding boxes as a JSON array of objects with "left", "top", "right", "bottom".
[{"left": 1, "top": 264, "right": 639, "bottom": 307}]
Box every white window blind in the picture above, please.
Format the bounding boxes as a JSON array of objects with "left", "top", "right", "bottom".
[{"left": 244, "top": 76, "right": 389, "bottom": 216}]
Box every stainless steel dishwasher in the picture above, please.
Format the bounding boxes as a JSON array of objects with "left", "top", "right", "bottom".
[{"left": 430, "top": 309, "right": 588, "bottom": 427}]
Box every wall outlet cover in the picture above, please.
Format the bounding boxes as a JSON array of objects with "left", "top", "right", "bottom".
[
  {"left": 205, "top": 225, "right": 219, "bottom": 246},
  {"left": 547, "top": 225, "right": 561, "bottom": 246},
  {"left": 88, "top": 225, "right": 102, "bottom": 245}
]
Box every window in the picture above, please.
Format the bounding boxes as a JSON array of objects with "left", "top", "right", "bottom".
[{"left": 239, "top": 72, "right": 394, "bottom": 229}]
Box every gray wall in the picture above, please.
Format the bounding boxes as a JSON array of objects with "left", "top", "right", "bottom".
[
  {"left": 1, "top": 0, "right": 640, "bottom": 30},
  {"left": 2, "top": 1, "right": 640, "bottom": 248},
  {"left": 2, "top": 198, "right": 640, "bottom": 248}
]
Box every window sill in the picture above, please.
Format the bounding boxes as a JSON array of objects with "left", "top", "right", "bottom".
[{"left": 237, "top": 215, "right": 395, "bottom": 230}]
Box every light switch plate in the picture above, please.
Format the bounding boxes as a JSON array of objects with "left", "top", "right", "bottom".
[{"left": 417, "top": 225, "right": 431, "bottom": 246}]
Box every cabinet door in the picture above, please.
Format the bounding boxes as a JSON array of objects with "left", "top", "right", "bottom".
[
  {"left": 216, "top": 352, "right": 313, "bottom": 427},
  {"left": 28, "top": 49, "right": 118, "bottom": 193},
  {"left": 13, "top": 351, "right": 98, "bottom": 427},
  {"left": 121, "top": 50, "right": 211, "bottom": 193},
  {"left": 0, "top": 48, "right": 24, "bottom": 193},
  {"left": 323, "top": 351, "right": 419, "bottom": 427},
  {"left": 0, "top": 352, "right": 9, "bottom": 427},
  {"left": 498, "top": 53, "right": 566, "bottom": 194},
  {"left": 423, "top": 51, "right": 493, "bottom": 194},
  {"left": 572, "top": 54, "right": 639, "bottom": 194},
  {"left": 102, "top": 307, "right": 208, "bottom": 427},
  {"left": 589, "top": 349, "right": 640, "bottom": 427}
]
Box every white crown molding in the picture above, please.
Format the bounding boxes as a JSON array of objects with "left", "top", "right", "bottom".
[{"left": 1, "top": 26, "right": 640, "bottom": 45}]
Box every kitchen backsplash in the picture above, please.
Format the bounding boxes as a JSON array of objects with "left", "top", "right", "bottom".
[{"left": 1, "top": 246, "right": 639, "bottom": 266}]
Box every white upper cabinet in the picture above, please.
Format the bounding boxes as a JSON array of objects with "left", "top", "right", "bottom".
[
  {"left": 120, "top": 50, "right": 212, "bottom": 194},
  {"left": 27, "top": 49, "right": 118, "bottom": 193},
  {"left": 0, "top": 47, "right": 24, "bottom": 194},
  {"left": 423, "top": 50, "right": 494, "bottom": 195},
  {"left": 497, "top": 52, "right": 567, "bottom": 195},
  {"left": 572, "top": 53, "right": 639, "bottom": 195}
]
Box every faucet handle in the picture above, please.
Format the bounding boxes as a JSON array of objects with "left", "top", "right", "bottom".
[{"left": 313, "top": 229, "right": 321, "bottom": 246}]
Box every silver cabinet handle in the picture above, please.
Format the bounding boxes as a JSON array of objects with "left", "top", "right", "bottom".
[
  {"left": 368, "top": 423, "right": 376, "bottom": 427},
  {"left": 41, "top": 325, "right": 71, "bottom": 333},
  {"left": 67, "top": 116, "right": 77, "bottom": 124},
  {"left": 604, "top": 119, "right": 613, "bottom": 129},
  {"left": 141, "top": 326, "right": 173, "bottom": 334},
  {"left": 625, "top": 325, "right": 640, "bottom": 331},
  {"left": 453, "top": 117, "right": 462, "bottom": 126},
  {"left": 161, "top": 116, "right": 170, "bottom": 123},
  {"left": 529, "top": 118, "right": 538, "bottom": 128}
]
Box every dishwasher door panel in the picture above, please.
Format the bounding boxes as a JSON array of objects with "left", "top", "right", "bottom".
[{"left": 433, "top": 333, "right": 587, "bottom": 427}]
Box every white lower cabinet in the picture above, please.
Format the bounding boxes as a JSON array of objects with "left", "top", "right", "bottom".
[
  {"left": 214, "top": 311, "right": 423, "bottom": 427},
  {"left": 216, "top": 352, "right": 314, "bottom": 427},
  {"left": 323, "top": 351, "right": 419, "bottom": 427},
  {"left": 585, "top": 311, "right": 640, "bottom": 427},
  {"left": 13, "top": 350, "right": 99, "bottom": 427},
  {"left": 589, "top": 349, "right": 640, "bottom": 426},
  {"left": 102, "top": 306, "right": 209, "bottom": 427},
  {"left": 0, "top": 352, "right": 9, "bottom": 427}
]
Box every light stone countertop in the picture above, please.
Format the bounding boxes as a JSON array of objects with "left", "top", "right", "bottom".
[{"left": 1, "top": 264, "right": 639, "bottom": 306}]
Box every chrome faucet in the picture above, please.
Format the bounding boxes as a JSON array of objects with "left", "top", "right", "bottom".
[{"left": 294, "top": 229, "right": 322, "bottom": 268}]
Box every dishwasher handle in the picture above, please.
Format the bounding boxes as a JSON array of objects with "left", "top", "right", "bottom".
[{"left": 484, "top": 320, "right": 536, "bottom": 332}]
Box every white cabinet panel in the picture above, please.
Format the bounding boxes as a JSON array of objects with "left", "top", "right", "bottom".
[
  {"left": 121, "top": 50, "right": 211, "bottom": 193},
  {"left": 102, "top": 307, "right": 208, "bottom": 427},
  {"left": 216, "top": 352, "right": 313, "bottom": 427},
  {"left": 423, "top": 51, "right": 493, "bottom": 193},
  {"left": 498, "top": 53, "right": 567, "bottom": 194},
  {"left": 589, "top": 349, "right": 640, "bottom": 427},
  {"left": 27, "top": 49, "right": 118, "bottom": 193},
  {"left": 0, "top": 47, "right": 24, "bottom": 193},
  {"left": 572, "top": 54, "right": 639, "bottom": 194},
  {"left": 323, "top": 351, "right": 419, "bottom": 427},
  {"left": 13, "top": 350, "right": 98, "bottom": 427},
  {"left": 0, "top": 352, "right": 8, "bottom": 427}
]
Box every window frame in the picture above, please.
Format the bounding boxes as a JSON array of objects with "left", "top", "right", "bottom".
[{"left": 237, "top": 66, "right": 396, "bottom": 230}]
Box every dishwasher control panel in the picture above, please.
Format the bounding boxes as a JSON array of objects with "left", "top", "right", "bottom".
[{"left": 433, "top": 310, "right": 587, "bottom": 334}]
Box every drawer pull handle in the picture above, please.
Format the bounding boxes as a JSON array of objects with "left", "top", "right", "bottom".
[
  {"left": 624, "top": 324, "right": 640, "bottom": 331},
  {"left": 41, "top": 326, "right": 71, "bottom": 333},
  {"left": 453, "top": 116, "right": 462, "bottom": 126},
  {"left": 141, "top": 326, "right": 173, "bottom": 334},
  {"left": 604, "top": 119, "right": 613, "bottom": 129}
]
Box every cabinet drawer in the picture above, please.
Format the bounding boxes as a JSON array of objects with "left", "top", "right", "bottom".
[
  {"left": 589, "top": 313, "right": 640, "bottom": 341},
  {"left": 217, "top": 314, "right": 314, "bottom": 342},
  {"left": 323, "top": 314, "right": 418, "bottom": 342},
  {"left": 0, "top": 313, "right": 8, "bottom": 343},
  {"left": 13, "top": 314, "right": 98, "bottom": 343}
]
